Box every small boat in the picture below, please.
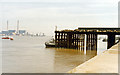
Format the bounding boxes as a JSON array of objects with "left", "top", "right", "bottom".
[
  {"left": 2, "top": 36, "right": 14, "bottom": 40},
  {"left": 45, "top": 38, "right": 55, "bottom": 47},
  {"left": 2, "top": 36, "right": 9, "bottom": 39}
]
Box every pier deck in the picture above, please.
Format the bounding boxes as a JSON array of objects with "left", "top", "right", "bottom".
[
  {"left": 68, "top": 43, "right": 119, "bottom": 73},
  {"left": 55, "top": 28, "right": 120, "bottom": 50}
]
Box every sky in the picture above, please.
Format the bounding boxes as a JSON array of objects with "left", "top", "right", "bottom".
[{"left": 0, "top": 0, "right": 119, "bottom": 36}]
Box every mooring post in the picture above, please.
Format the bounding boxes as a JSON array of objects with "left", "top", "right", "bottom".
[
  {"left": 73, "top": 34, "right": 75, "bottom": 48},
  {"left": 66, "top": 33, "right": 72, "bottom": 48},
  {"left": 55, "top": 32, "right": 57, "bottom": 47},
  {"left": 86, "top": 34, "right": 90, "bottom": 50},
  {"left": 77, "top": 34, "right": 79, "bottom": 49},
  {"left": 95, "top": 34, "right": 97, "bottom": 50},
  {"left": 107, "top": 34, "right": 115, "bottom": 49},
  {"left": 75, "top": 34, "right": 77, "bottom": 49},
  {"left": 86, "top": 34, "right": 88, "bottom": 50},
  {"left": 92, "top": 34, "right": 94, "bottom": 49},
  {"left": 69, "top": 33, "right": 72, "bottom": 48},
  {"left": 61, "top": 33, "right": 63, "bottom": 47},
  {"left": 58, "top": 32, "right": 60, "bottom": 48},
  {"left": 91, "top": 34, "right": 93, "bottom": 50},
  {"left": 63, "top": 33, "right": 65, "bottom": 48},
  {"left": 89, "top": 34, "right": 91, "bottom": 50}
]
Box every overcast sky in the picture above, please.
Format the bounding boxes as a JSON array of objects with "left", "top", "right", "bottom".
[{"left": 0, "top": 0, "right": 119, "bottom": 36}]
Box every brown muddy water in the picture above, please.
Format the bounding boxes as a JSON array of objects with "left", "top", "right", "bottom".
[{"left": 1, "top": 36, "right": 107, "bottom": 73}]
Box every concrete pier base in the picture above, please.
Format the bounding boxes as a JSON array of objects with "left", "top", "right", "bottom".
[
  {"left": 68, "top": 43, "right": 119, "bottom": 73},
  {"left": 107, "top": 34, "right": 115, "bottom": 49}
]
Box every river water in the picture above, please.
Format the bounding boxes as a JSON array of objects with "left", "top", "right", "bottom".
[{"left": 1, "top": 36, "right": 107, "bottom": 73}]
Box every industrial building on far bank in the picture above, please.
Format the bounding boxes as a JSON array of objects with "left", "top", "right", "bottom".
[
  {"left": 0, "top": 30, "right": 26, "bottom": 36},
  {"left": 0, "top": 20, "right": 26, "bottom": 36}
]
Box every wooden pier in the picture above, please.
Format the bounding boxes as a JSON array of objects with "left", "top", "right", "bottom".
[
  {"left": 55, "top": 31, "right": 85, "bottom": 50},
  {"left": 55, "top": 28, "right": 120, "bottom": 50}
]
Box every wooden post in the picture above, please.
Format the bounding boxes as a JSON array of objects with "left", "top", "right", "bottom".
[
  {"left": 82, "top": 34, "right": 85, "bottom": 50},
  {"left": 75, "top": 34, "right": 77, "bottom": 49},
  {"left": 58, "top": 33, "right": 60, "bottom": 48},
  {"left": 55, "top": 32, "right": 57, "bottom": 47},
  {"left": 73, "top": 34, "right": 75, "bottom": 48},
  {"left": 63, "top": 33, "right": 65, "bottom": 48},
  {"left": 93, "top": 34, "right": 95, "bottom": 50},
  {"left": 88, "top": 34, "right": 89, "bottom": 50},
  {"left": 86, "top": 34, "right": 88, "bottom": 50},
  {"left": 95, "top": 34, "right": 97, "bottom": 50},
  {"left": 90, "top": 34, "right": 92, "bottom": 50},
  {"left": 107, "top": 34, "right": 115, "bottom": 49},
  {"left": 61, "top": 33, "right": 63, "bottom": 47},
  {"left": 77, "top": 34, "right": 79, "bottom": 49},
  {"left": 91, "top": 34, "right": 93, "bottom": 50}
]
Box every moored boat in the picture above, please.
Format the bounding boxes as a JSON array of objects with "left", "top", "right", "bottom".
[
  {"left": 2, "top": 36, "right": 14, "bottom": 40},
  {"left": 45, "top": 38, "right": 55, "bottom": 47},
  {"left": 2, "top": 36, "right": 9, "bottom": 39}
]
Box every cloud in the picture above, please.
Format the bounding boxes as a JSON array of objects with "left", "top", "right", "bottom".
[
  {"left": 0, "top": 0, "right": 118, "bottom": 35},
  {"left": 1, "top": 0, "right": 119, "bottom": 3}
]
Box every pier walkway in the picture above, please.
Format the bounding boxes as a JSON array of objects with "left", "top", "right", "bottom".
[
  {"left": 68, "top": 43, "right": 119, "bottom": 73},
  {"left": 55, "top": 28, "right": 120, "bottom": 50}
]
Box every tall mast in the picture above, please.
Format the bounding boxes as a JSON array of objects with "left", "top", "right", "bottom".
[
  {"left": 55, "top": 26, "right": 57, "bottom": 31},
  {"left": 7, "top": 20, "right": 8, "bottom": 31},
  {"left": 17, "top": 20, "right": 19, "bottom": 34}
]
